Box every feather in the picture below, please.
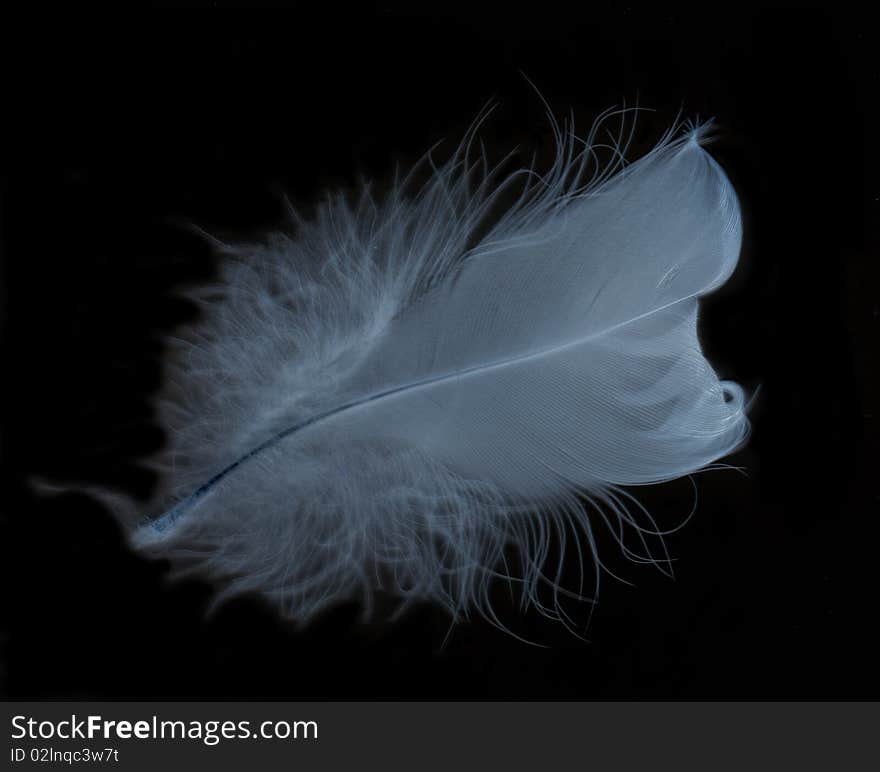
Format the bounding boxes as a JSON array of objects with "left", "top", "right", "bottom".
[{"left": 116, "top": 108, "right": 749, "bottom": 628}]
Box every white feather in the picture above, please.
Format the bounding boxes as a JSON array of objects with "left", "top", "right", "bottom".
[{"left": 123, "top": 109, "right": 749, "bottom": 627}]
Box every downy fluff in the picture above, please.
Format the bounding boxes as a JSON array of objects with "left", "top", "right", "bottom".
[{"left": 122, "top": 108, "right": 749, "bottom": 628}]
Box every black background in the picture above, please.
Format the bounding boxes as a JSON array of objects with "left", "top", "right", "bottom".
[{"left": 2, "top": 4, "right": 877, "bottom": 699}]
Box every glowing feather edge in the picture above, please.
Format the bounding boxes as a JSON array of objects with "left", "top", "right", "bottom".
[{"left": 121, "top": 107, "right": 750, "bottom": 629}]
